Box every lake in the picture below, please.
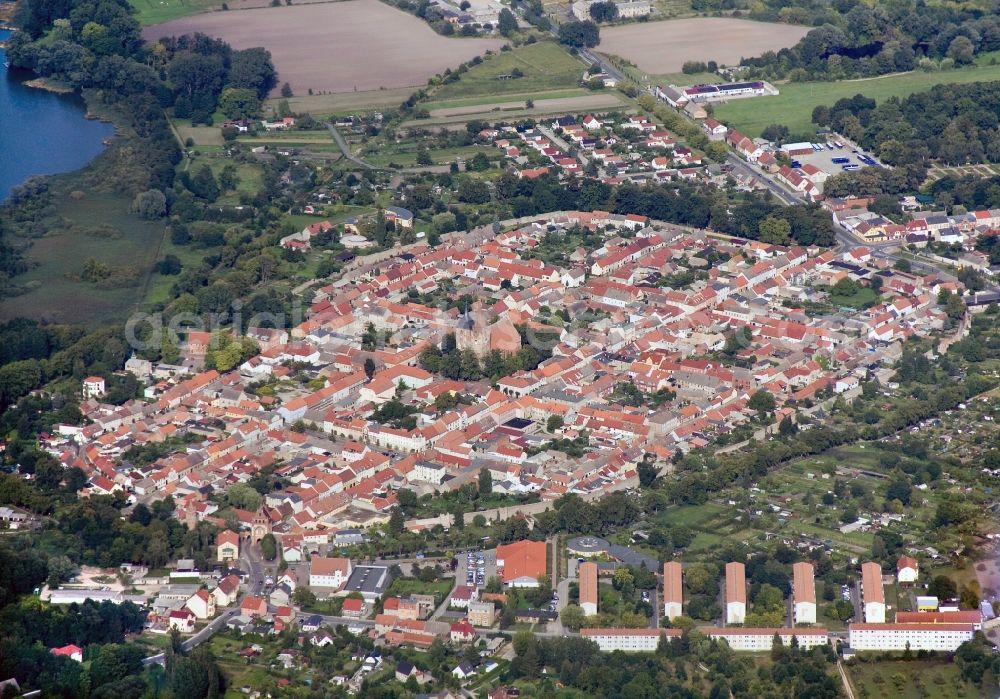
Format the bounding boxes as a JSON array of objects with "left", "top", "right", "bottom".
[{"left": 0, "top": 28, "right": 114, "bottom": 200}]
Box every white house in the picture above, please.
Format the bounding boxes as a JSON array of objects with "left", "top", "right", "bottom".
[
  {"left": 83, "top": 376, "right": 106, "bottom": 399},
  {"left": 168, "top": 609, "right": 196, "bottom": 633},
  {"left": 282, "top": 541, "right": 304, "bottom": 563},
  {"left": 309, "top": 556, "right": 352, "bottom": 590},
  {"left": 897, "top": 555, "right": 919, "bottom": 584},
  {"left": 186, "top": 589, "right": 217, "bottom": 619},
  {"left": 212, "top": 575, "right": 241, "bottom": 607}
]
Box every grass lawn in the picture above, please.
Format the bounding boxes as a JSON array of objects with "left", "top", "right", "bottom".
[
  {"left": 128, "top": 0, "right": 220, "bottom": 26},
  {"left": 432, "top": 42, "right": 587, "bottom": 101},
  {"left": 715, "top": 58, "right": 1000, "bottom": 137},
  {"left": 386, "top": 576, "right": 454, "bottom": 603},
  {"left": 829, "top": 287, "right": 879, "bottom": 309},
  {"left": 268, "top": 87, "right": 416, "bottom": 117},
  {"left": 847, "top": 659, "right": 985, "bottom": 699}
]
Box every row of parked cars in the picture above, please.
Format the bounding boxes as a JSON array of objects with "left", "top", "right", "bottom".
[
  {"left": 790, "top": 140, "right": 879, "bottom": 174},
  {"left": 466, "top": 550, "right": 486, "bottom": 587}
]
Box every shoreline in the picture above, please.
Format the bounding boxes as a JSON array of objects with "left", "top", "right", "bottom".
[{"left": 23, "top": 77, "right": 74, "bottom": 94}]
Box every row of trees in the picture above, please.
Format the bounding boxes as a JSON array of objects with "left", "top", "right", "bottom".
[{"left": 509, "top": 628, "right": 839, "bottom": 696}]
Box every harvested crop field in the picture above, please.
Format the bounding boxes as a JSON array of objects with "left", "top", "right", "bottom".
[
  {"left": 598, "top": 18, "right": 809, "bottom": 74},
  {"left": 144, "top": 0, "right": 504, "bottom": 94}
]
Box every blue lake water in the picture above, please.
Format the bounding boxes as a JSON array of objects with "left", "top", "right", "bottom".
[{"left": 0, "top": 28, "right": 115, "bottom": 201}]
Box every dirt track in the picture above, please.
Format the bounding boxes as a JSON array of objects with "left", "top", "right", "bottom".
[
  {"left": 144, "top": 0, "right": 504, "bottom": 94},
  {"left": 598, "top": 18, "right": 809, "bottom": 75}
]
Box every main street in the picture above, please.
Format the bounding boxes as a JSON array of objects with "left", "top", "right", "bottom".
[
  {"left": 724, "top": 153, "right": 802, "bottom": 207},
  {"left": 142, "top": 539, "right": 268, "bottom": 666}
]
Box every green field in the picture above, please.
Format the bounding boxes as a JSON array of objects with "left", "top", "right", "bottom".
[
  {"left": 0, "top": 189, "right": 167, "bottom": 327},
  {"left": 423, "top": 88, "right": 590, "bottom": 112},
  {"left": 829, "top": 286, "right": 879, "bottom": 309},
  {"left": 386, "top": 576, "right": 453, "bottom": 603},
  {"left": 268, "top": 87, "right": 417, "bottom": 118},
  {"left": 432, "top": 42, "right": 587, "bottom": 101},
  {"left": 128, "top": 0, "right": 221, "bottom": 26},
  {"left": 361, "top": 144, "right": 495, "bottom": 168},
  {"left": 715, "top": 59, "right": 1000, "bottom": 137}
]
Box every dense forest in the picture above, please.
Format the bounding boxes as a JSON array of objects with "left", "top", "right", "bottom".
[
  {"left": 818, "top": 83, "right": 1000, "bottom": 167},
  {"left": 738, "top": 0, "right": 1000, "bottom": 82},
  {"left": 816, "top": 81, "right": 1000, "bottom": 198}
]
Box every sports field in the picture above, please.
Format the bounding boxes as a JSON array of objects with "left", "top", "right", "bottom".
[
  {"left": 715, "top": 59, "right": 1000, "bottom": 137},
  {"left": 144, "top": 0, "right": 504, "bottom": 95}
]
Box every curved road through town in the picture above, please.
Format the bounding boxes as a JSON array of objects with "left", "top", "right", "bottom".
[
  {"left": 327, "top": 124, "right": 381, "bottom": 170},
  {"left": 142, "top": 541, "right": 268, "bottom": 666}
]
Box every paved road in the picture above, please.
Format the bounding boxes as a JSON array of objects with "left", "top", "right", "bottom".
[
  {"left": 725, "top": 153, "right": 802, "bottom": 206},
  {"left": 142, "top": 541, "right": 268, "bottom": 666},
  {"left": 539, "top": 125, "right": 590, "bottom": 168},
  {"left": 326, "top": 124, "right": 380, "bottom": 170},
  {"left": 578, "top": 47, "right": 626, "bottom": 84}
]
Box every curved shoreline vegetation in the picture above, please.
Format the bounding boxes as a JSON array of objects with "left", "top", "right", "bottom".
[{"left": 0, "top": 0, "right": 275, "bottom": 319}]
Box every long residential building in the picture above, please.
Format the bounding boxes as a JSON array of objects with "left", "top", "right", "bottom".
[
  {"left": 895, "top": 610, "right": 982, "bottom": 630},
  {"left": 861, "top": 562, "right": 885, "bottom": 623},
  {"left": 725, "top": 562, "right": 746, "bottom": 625},
  {"left": 581, "top": 628, "right": 680, "bottom": 653},
  {"left": 704, "top": 627, "right": 829, "bottom": 652},
  {"left": 792, "top": 561, "right": 816, "bottom": 625},
  {"left": 849, "top": 623, "right": 975, "bottom": 651},
  {"left": 579, "top": 561, "right": 599, "bottom": 616},
  {"left": 662, "top": 561, "right": 683, "bottom": 621}
]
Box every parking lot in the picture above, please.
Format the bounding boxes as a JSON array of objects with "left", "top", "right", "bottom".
[
  {"left": 457, "top": 548, "right": 496, "bottom": 589},
  {"left": 785, "top": 134, "right": 885, "bottom": 192},
  {"left": 790, "top": 140, "right": 882, "bottom": 177}
]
